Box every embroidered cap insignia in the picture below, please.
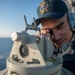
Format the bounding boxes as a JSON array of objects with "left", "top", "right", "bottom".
[{"left": 39, "top": 1, "right": 49, "bottom": 14}]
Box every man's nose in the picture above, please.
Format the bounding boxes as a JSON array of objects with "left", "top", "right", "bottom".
[{"left": 52, "top": 30, "right": 60, "bottom": 41}]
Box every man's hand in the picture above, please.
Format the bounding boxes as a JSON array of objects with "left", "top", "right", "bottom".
[{"left": 40, "top": 29, "right": 50, "bottom": 38}]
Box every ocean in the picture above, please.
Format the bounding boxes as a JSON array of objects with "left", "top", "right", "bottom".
[{"left": 0, "top": 38, "right": 13, "bottom": 70}]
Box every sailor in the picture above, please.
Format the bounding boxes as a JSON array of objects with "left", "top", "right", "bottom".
[{"left": 35, "top": 0, "right": 75, "bottom": 74}]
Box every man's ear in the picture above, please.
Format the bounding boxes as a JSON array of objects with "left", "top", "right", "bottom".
[{"left": 68, "top": 11, "right": 75, "bottom": 31}]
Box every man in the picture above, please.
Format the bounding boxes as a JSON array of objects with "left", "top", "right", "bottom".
[{"left": 35, "top": 0, "right": 75, "bottom": 74}]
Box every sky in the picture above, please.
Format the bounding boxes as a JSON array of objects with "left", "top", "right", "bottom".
[{"left": 0, "top": 0, "right": 41, "bottom": 37}]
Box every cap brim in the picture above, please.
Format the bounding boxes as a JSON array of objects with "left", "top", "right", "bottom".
[{"left": 35, "top": 13, "right": 65, "bottom": 26}]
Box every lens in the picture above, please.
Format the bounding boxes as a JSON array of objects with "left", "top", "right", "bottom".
[{"left": 49, "top": 30, "right": 53, "bottom": 35}]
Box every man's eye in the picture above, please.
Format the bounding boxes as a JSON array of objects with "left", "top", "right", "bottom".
[{"left": 57, "top": 26, "right": 64, "bottom": 30}]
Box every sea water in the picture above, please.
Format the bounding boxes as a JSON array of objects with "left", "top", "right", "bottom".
[{"left": 0, "top": 38, "right": 13, "bottom": 70}]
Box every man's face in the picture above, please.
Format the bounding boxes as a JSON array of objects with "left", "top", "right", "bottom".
[{"left": 41, "top": 14, "right": 73, "bottom": 47}]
